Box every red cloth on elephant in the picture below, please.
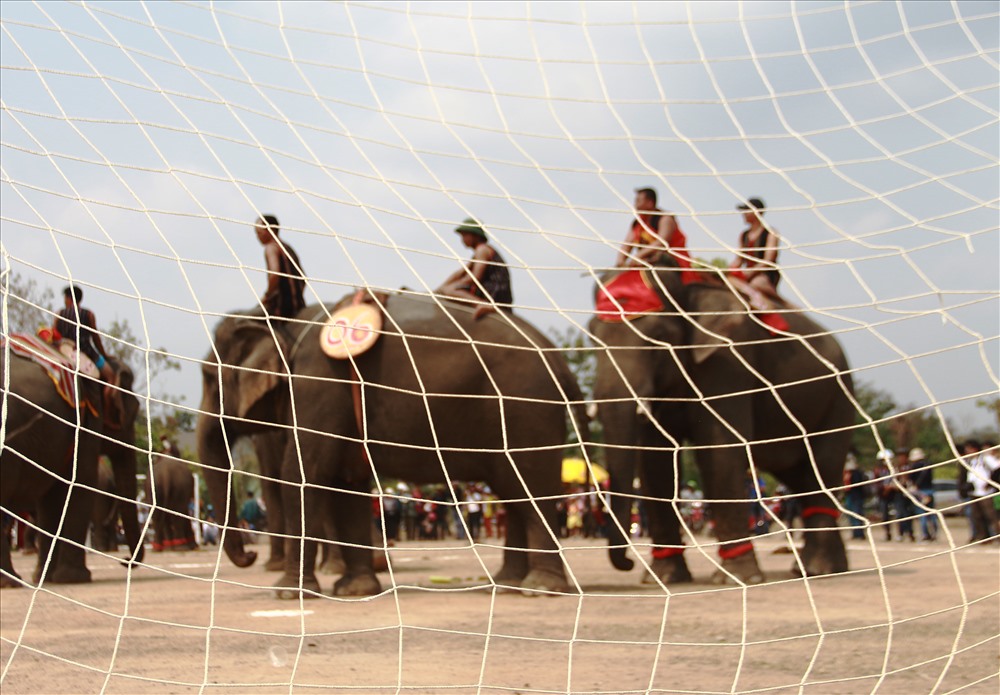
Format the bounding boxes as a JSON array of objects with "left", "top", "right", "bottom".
[
  {"left": 595, "top": 270, "right": 664, "bottom": 322},
  {"left": 2, "top": 333, "right": 96, "bottom": 414}
]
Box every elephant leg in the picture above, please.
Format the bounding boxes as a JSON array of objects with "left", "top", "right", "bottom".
[
  {"left": 274, "top": 483, "right": 322, "bottom": 600},
  {"left": 163, "top": 514, "right": 184, "bottom": 552},
  {"left": 491, "top": 493, "right": 569, "bottom": 592},
  {"left": 173, "top": 515, "right": 196, "bottom": 551},
  {"left": 518, "top": 497, "right": 571, "bottom": 594},
  {"left": 256, "top": 432, "right": 287, "bottom": 572},
  {"left": 1, "top": 514, "right": 24, "bottom": 588},
  {"left": 35, "top": 483, "right": 93, "bottom": 585},
  {"left": 688, "top": 398, "right": 765, "bottom": 586},
  {"left": 317, "top": 510, "right": 346, "bottom": 575},
  {"left": 493, "top": 504, "right": 529, "bottom": 586},
  {"left": 777, "top": 452, "right": 849, "bottom": 577},
  {"left": 151, "top": 511, "right": 166, "bottom": 552},
  {"left": 796, "top": 503, "right": 848, "bottom": 577},
  {"left": 266, "top": 536, "right": 287, "bottom": 572},
  {"left": 640, "top": 451, "right": 692, "bottom": 585},
  {"left": 487, "top": 452, "right": 569, "bottom": 593},
  {"left": 318, "top": 541, "right": 345, "bottom": 575},
  {"left": 329, "top": 488, "right": 380, "bottom": 598}
]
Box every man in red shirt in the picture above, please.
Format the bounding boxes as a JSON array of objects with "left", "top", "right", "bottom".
[{"left": 615, "top": 188, "right": 697, "bottom": 284}]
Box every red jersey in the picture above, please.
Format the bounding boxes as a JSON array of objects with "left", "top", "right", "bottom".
[{"left": 629, "top": 213, "right": 699, "bottom": 285}]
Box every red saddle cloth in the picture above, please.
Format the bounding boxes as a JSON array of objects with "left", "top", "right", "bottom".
[
  {"left": 2, "top": 333, "right": 96, "bottom": 413},
  {"left": 595, "top": 270, "right": 791, "bottom": 335},
  {"left": 595, "top": 270, "right": 665, "bottom": 322}
]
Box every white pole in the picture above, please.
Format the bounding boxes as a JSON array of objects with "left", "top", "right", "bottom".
[{"left": 193, "top": 472, "right": 202, "bottom": 546}]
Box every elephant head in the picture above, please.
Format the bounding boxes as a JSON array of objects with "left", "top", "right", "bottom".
[{"left": 196, "top": 315, "right": 291, "bottom": 568}]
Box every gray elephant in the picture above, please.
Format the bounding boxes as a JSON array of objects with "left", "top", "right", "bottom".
[
  {"left": 1, "top": 350, "right": 143, "bottom": 587},
  {"left": 197, "top": 293, "right": 585, "bottom": 598},
  {"left": 589, "top": 263, "right": 855, "bottom": 585},
  {"left": 145, "top": 454, "right": 198, "bottom": 552}
]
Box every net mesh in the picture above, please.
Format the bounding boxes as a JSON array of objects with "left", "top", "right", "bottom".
[{"left": 1, "top": 2, "right": 998, "bottom": 693}]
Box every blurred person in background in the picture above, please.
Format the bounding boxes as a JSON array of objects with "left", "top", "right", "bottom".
[
  {"left": 907, "top": 448, "right": 937, "bottom": 542},
  {"left": 892, "top": 448, "right": 916, "bottom": 543},
  {"left": 873, "top": 449, "right": 898, "bottom": 541},
  {"left": 842, "top": 453, "right": 868, "bottom": 540},
  {"left": 960, "top": 440, "right": 1000, "bottom": 543}
]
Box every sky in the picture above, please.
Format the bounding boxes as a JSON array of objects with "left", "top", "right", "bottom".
[{"left": 1, "top": 1, "right": 997, "bottom": 436}]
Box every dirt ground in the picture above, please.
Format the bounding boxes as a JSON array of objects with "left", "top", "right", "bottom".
[{"left": 2, "top": 517, "right": 998, "bottom": 695}]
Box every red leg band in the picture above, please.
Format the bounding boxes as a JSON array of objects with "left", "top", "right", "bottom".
[
  {"left": 651, "top": 547, "right": 685, "bottom": 559},
  {"left": 802, "top": 506, "right": 840, "bottom": 520},
  {"left": 718, "top": 541, "right": 754, "bottom": 560}
]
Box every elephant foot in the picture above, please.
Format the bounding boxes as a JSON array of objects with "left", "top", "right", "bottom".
[
  {"left": 331, "top": 572, "right": 381, "bottom": 597},
  {"left": 43, "top": 565, "right": 93, "bottom": 585},
  {"left": 273, "top": 573, "right": 322, "bottom": 600},
  {"left": 641, "top": 557, "right": 693, "bottom": 585},
  {"left": 711, "top": 553, "right": 765, "bottom": 586},
  {"left": 796, "top": 536, "right": 849, "bottom": 577},
  {"left": 1, "top": 571, "right": 25, "bottom": 588},
  {"left": 493, "top": 552, "right": 530, "bottom": 587},
  {"left": 265, "top": 555, "right": 286, "bottom": 572},
  {"left": 493, "top": 567, "right": 528, "bottom": 589},
  {"left": 518, "top": 568, "right": 571, "bottom": 596}
]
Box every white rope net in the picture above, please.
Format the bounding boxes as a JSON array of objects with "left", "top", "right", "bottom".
[{"left": 1, "top": 2, "right": 998, "bottom": 693}]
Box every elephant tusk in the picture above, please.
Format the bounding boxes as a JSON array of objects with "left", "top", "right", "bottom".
[
  {"left": 636, "top": 399, "right": 653, "bottom": 418},
  {"left": 586, "top": 402, "right": 599, "bottom": 420}
]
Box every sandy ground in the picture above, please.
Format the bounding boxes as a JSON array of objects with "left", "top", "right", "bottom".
[{"left": 1, "top": 517, "right": 998, "bottom": 695}]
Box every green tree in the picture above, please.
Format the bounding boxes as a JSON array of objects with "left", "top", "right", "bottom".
[
  {"left": 101, "top": 316, "right": 188, "bottom": 459},
  {"left": 2, "top": 270, "right": 57, "bottom": 334},
  {"left": 851, "top": 381, "right": 898, "bottom": 465},
  {"left": 976, "top": 397, "right": 1000, "bottom": 430},
  {"left": 851, "top": 381, "right": 957, "bottom": 475}
]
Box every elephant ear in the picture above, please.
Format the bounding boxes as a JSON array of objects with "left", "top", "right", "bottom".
[
  {"left": 232, "top": 323, "right": 286, "bottom": 421},
  {"left": 688, "top": 300, "right": 747, "bottom": 366}
]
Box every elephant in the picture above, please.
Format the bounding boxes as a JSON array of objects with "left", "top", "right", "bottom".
[
  {"left": 144, "top": 454, "right": 198, "bottom": 551},
  {"left": 197, "top": 292, "right": 586, "bottom": 598},
  {"left": 1, "top": 350, "right": 143, "bottom": 587},
  {"left": 589, "top": 262, "right": 855, "bottom": 585}
]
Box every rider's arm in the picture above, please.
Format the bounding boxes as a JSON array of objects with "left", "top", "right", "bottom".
[
  {"left": 656, "top": 214, "right": 678, "bottom": 246},
  {"left": 263, "top": 242, "right": 282, "bottom": 299},
  {"left": 84, "top": 309, "right": 109, "bottom": 359}
]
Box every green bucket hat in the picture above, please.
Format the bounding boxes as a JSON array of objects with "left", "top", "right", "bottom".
[{"left": 454, "top": 218, "right": 487, "bottom": 239}]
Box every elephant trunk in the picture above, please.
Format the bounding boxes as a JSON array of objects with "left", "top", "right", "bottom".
[
  {"left": 196, "top": 414, "right": 257, "bottom": 568},
  {"left": 607, "top": 475, "right": 636, "bottom": 572},
  {"left": 108, "top": 435, "right": 145, "bottom": 565},
  {"left": 597, "top": 401, "right": 641, "bottom": 572}
]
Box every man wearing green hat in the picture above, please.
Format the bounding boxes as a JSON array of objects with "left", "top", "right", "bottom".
[{"left": 436, "top": 218, "right": 513, "bottom": 319}]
